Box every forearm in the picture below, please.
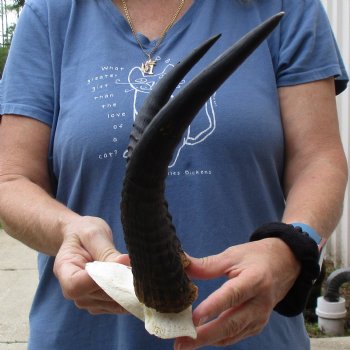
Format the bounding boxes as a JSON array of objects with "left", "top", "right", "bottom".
[
  {"left": 0, "top": 174, "right": 79, "bottom": 256},
  {"left": 279, "top": 79, "right": 348, "bottom": 239},
  {"left": 282, "top": 148, "right": 348, "bottom": 238}
]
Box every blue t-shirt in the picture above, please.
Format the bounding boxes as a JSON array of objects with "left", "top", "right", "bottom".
[{"left": 0, "top": 0, "right": 348, "bottom": 349}]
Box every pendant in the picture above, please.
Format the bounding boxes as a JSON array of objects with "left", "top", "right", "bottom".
[{"left": 141, "top": 59, "right": 157, "bottom": 75}]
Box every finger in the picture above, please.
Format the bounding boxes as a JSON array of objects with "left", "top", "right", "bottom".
[
  {"left": 81, "top": 301, "right": 129, "bottom": 315},
  {"left": 74, "top": 289, "right": 129, "bottom": 314},
  {"left": 191, "top": 271, "right": 260, "bottom": 326},
  {"left": 175, "top": 300, "right": 268, "bottom": 350},
  {"left": 57, "top": 263, "right": 99, "bottom": 300},
  {"left": 185, "top": 248, "right": 239, "bottom": 280},
  {"left": 175, "top": 312, "right": 245, "bottom": 349},
  {"left": 75, "top": 295, "right": 127, "bottom": 311},
  {"left": 90, "top": 289, "right": 118, "bottom": 302},
  {"left": 209, "top": 305, "right": 267, "bottom": 346}
]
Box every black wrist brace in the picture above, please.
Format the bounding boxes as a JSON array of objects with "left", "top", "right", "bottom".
[{"left": 249, "top": 222, "right": 320, "bottom": 317}]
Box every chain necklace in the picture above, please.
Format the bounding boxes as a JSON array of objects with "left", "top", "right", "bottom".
[{"left": 121, "top": 0, "right": 186, "bottom": 75}]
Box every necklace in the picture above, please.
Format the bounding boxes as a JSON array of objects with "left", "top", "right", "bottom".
[{"left": 121, "top": 0, "right": 186, "bottom": 75}]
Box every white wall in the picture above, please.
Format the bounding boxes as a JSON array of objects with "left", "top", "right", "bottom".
[{"left": 322, "top": 0, "right": 350, "bottom": 267}]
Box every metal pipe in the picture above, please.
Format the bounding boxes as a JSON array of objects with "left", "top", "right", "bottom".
[
  {"left": 316, "top": 268, "right": 350, "bottom": 336},
  {"left": 324, "top": 268, "right": 350, "bottom": 302}
]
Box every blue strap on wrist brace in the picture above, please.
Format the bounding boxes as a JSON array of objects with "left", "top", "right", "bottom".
[{"left": 291, "top": 222, "right": 322, "bottom": 245}]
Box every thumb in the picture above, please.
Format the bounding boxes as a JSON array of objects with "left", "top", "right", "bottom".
[
  {"left": 186, "top": 249, "right": 235, "bottom": 280},
  {"left": 115, "top": 254, "right": 131, "bottom": 266},
  {"left": 102, "top": 248, "right": 123, "bottom": 263},
  {"left": 80, "top": 232, "right": 121, "bottom": 263}
]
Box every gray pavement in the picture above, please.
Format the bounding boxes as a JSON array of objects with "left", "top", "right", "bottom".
[
  {"left": 1, "top": 229, "right": 350, "bottom": 350},
  {"left": 0, "top": 230, "right": 37, "bottom": 350}
]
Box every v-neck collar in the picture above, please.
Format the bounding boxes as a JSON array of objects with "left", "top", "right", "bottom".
[{"left": 98, "top": 0, "right": 202, "bottom": 48}]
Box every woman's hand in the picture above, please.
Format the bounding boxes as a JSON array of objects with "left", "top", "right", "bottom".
[
  {"left": 53, "top": 216, "right": 130, "bottom": 315},
  {"left": 174, "top": 238, "right": 301, "bottom": 349}
]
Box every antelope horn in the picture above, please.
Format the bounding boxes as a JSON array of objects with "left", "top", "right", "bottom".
[
  {"left": 126, "top": 33, "right": 221, "bottom": 161},
  {"left": 121, "top": 12, "right": 284, "bottom": 314}
]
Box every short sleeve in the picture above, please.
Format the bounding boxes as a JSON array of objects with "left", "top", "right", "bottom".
[
  {"left": 0, "top": 2, "right": 54, "bottom": 125},
  {"left": 276, "top": 0, "right": 348, "bottom": 95}
]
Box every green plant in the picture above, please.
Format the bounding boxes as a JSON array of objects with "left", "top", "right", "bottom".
[
  {"left": 0, "top": 44, "right": 9, "bottom": 73},
  {"left": 0, "top": 0, "right": 25, "bottom": 74}
]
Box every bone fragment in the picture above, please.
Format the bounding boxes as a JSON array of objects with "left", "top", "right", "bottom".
[{"left": 85, "top": 261, "right": 197, "bottom": 339}]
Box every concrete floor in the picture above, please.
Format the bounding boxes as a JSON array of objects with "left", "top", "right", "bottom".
[{"left": 0, "top": 230, "right": 37, "bottom": 350}]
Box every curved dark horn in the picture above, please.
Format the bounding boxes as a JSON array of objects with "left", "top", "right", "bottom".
[
  {"left": 126, "top": 12, "right": 284, "bottom": 186},
  {"left": 126, "top": 33, "right": 221, "bottom": 160},
  {"left": 121, "top": 12, "right": 284, "bottom": 313}
]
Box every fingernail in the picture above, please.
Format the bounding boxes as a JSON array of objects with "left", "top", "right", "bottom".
[{"left": 198, "top": 316, "right": 208, "bottom": 326}]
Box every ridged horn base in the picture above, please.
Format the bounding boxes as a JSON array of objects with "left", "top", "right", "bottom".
[{"left": 121, "top": 178, "right": 198, "bottom": 313}]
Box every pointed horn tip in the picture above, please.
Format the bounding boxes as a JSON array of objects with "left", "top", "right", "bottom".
[
  {"left": 173, "top": 33, "right": 222, "bottom": 68},
  {"left": 199, "top": 33, "right": 222, "bottom": 50},
  {"left": 211, "top": 33, "right": 222, "bottom": 41},
  {"left": 275, "top": 11, "right": 285, "bottom": 20},
  {"left": 266, "top": 12, "right": 284, "bottom": 26},
  {"left": 259, "top": 11, "right": 284, "bottom": 33}
]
